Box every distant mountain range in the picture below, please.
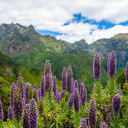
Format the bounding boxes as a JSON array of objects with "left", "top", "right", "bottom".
[{"left": 0, "top": 23, "right": 127, "bottom": 86}]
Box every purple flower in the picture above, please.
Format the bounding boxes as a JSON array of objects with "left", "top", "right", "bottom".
[
  {"left": 0, "top": 100, "right": 4, "bottom": 121},
  {"left": 29, "top": 98, "right": 38, "bottom": 128},
  {"left": 13, "top": 87, "right": 23, "bottom": 121},
  {"left": 8, "top": 106, "right": 13, "bottom": 120},
  {"left": 93, "top": 53, "right": 101, "bottom": 80},
  {"left": 45, "top": 73, "right": 52, "bottom": 92},
  {"left": 41, "top": 76, "right": 45, "bottom": 97},
  {"left": 38, "top": 88, "right": 41, "bottom": 100},
  {"left": 61, "top": 90, "right": 65, "bottom": 98},
  {"left": 112, "top": 95, "right": 121, "bottom": 114},
  {"left": 10, "top": 82, "right": 16, "bottom": 108},
  {"left": 79, "top": 118, "right": 87, "bottom": 128},
  {"left": 38, "top": 98, "right": 43, "bottom": 116},
  {"left": 44, "top": 60, "right": 51, "bottom": 76},
  {"left": 68, "top": 93, "right": 74, "bottom": 108},
  {"left": 74, "top": 88, "right": 80, "bottom": 111},
  {"left": 126, "top": 62, "right": 128, "bottom": 83},
  {"left": 80, "top": 82, "right": 84, "bottom": 100},
  {"left": 67, "top": 66, "right": 73, "bottom": 94},
  {"left": 62, "top": 67, "right": 67, "bottom": 91},
  {"left": 88, "top": 99, "right": 97, "bottom": 128},
  {"left": 81, "top": 88, "right": 87, "bottom": 105},
  {"left": 22, "top": 104, "right": 29, "bottom": 128},
  {"left": 52, "top": 76, "right": 58, "bottom": 99},
  {"left": 72, "top": 78, "right": 75, "bottom": 93},
  {"left": 16, "top": 76, "right": 25, "bottom": 98},
  {"left": 108, "top": 51, "right": 116, "bottom": 78},
  {"left": 100, "top": 121, "right": 108, "bottom": 128},
  {"left": 57, "top": 93, "right": 61, "bottom": 104},
  {"left": 25, "top": 82, "right": 30, "bottom": 104}
]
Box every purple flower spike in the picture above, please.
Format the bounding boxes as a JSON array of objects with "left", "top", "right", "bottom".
[
  {"left": 44, "top": 60, "right": 51, "bottom": 76},
  {"left": 41, "top": 76, "right": 45, "bottom": 97},
  {"left": 88, "top": 99, "right": 97, "bottom": 128},
  {"left": 108, "top": 51, "right": 116, "bottom": 78},
  {"left": 25, "top": 82, "right": 30, "bottom": 104},
  {"left": 72, "top": 78, "right": 75, "bottom": 93},
  {"left": 74, "top": 88, "right": 80, "bottom": 111},
  {"left": 16, "top": 76, "right": 25, "bottom": 98},
  {"left": 80, "top": 82, "right": 85, "bottom": 100},
  {"left": 68, "top": 93, "right": 74, "bottom": 108},
  {"left": 62, "top": 67, "right": 67, "bottom": 91},
  {"left": 45, "top": 73, "right": 52, "bottom": 92},
  {"left": 93, "top": 53, "right": 101, "bottom": 80},
  {"left": 13, "top": 87, "right": 23, "bottom": 121},
  {"left": 22, "top": 104, "right": 29, "bottom": 128},
  {"left": 79, "top": 118, "right": 87, "bottom": 128},
  {"left": 8, "top": 106, "right": 13, "bottom": 120},
  {"left": 53, "top": 76, "right": 58, "bottom": 99},
  {"left": 100, "top": 121, "right": 108, "bottom": 128},
  {"left": 74, "top": 80, "right": 78, "bottom": 89},
  {"left": 81, "top": 88, "right": 87, "bottom": 105},
  {"left": 126, "top": 62, "right": 128, "bottom": 83},
  {"left": 57, "top": 93, "right": 61, "bottom": 104},
  {"left": 0, "top": 100, "right": 4, "bottom": 121},
  {"left": 10, "top": 82, "right": 16, "bottom": 108},
  {"left": 61, "top": 90, "right": 65, "bottom": 98},
  {"left": 29, "top": 98, "right": 38, "bottom": 128},
  {"left": 112, "top": 95, "right": 121, "bottom": 114},
  {"left": 38, "top": 88, "right": 41, "bottom": 100},
  {"left": 67, "top": 66, "right": 73, "bottom": 94}
]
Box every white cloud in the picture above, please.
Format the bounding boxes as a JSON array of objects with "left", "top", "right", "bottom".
[{"left": 1, "top": 0, "right": 128, "bottom": 43}]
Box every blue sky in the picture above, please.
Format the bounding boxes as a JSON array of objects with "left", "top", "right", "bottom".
[{"left": 1, "top": 0, "right": 128, "bottom": 44}]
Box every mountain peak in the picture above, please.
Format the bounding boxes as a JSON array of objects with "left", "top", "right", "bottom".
[{"left": 28, "top": 25, "right": 35, "bottom": 30}]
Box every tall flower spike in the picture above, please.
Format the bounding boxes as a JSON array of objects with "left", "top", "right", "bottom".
[
  {"left": 72, "top": 78, "right": 75, "bottom": 93},
  {"left": 28, "top": 84, "right": 33, "bottom": 101},
  {"left": 41, "top": 76, "right": 45, "bottom": 97},
  {"left": 38, "top": 88, "right": 41, "bottom": 100},
  {"left": 81, "top": 87, "right": 87, "bottom": 105},
  {"left": 80, "top": 82, "right": 85, "bottom": 100},
  {"left": 53, "top": 76, "right": 58, "bottom": 99},
  {"left": 29, "top": 98, "right": 38, "bottom": 128},
  {"left": 0, "top": 100, "right": 4, "bottom": 121},
  {"left": 61, "top": 90, "right": 65, "bottom": 98},
  {"left": 79, "top": 118, "right": 88, "bottom": 128},
  {"left": 112, "top": 95, "right": 121, "bottom": 114},
  {"left": 108, "top": 51, "right": 116, "bottom": 78},
  {"left": 62, "top": 67, "right": 67, "bottom": 91},
  {"left": 13, "top": 87, "right": 23, "bottom": 121},
  {"left": 45, "top": 73, "right": 52, "bottom": 92},
  {"left": 68, "top": 93, "right": 74, "bottom": 108},
  {"left": 57, "top": 93, "right": 61, "bottom": 104},
  {"left": 88, "top": 99, "right": 97, "bottom": 128},
  {"left": 100, "top": 121, "right": 108, "bottom": 128},
  {"left": 74, "top": 88, "right": 80, "bottom": 111},
  {"left": 22, "top": 104, "right": 29, "bottom": 128},
  {"left": 10, "top": 82, "right": 16, "bottom": 108},
  {"left": 25, "top": 82, "right": 30, "bottom": 104},
  {"left": 126, "top": 62, "right": 128, "bottom": 83},
  {"left": 16, "top": 76, "right": 25, "bottom": 98},
  {"left": 67, "top": 66, "right": 73, "bottom": 94},
  {"left": 44, "top": 60, "right": 51, "bottom": 76},
  {"left": 93, "top": 53, "right": 101, "bottom": 80},
  {"left": 8, "top": 106, "right": 13, "bottom": 120}
]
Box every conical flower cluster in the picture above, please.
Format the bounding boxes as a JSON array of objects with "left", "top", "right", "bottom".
[
  {"left": 44, "top": 60, "right": 51, "bottom": 76},
  {"left": 112, "top": 95, "right": 121, "bottom": 114},
  {"left": 22, "top": 104, "right": 29, "bottom": 128},
  {"left": 67, "top": 66, "right": 73, "bottom": 94},
  {"left": 13, "top": 87, "right": 23, "bottom": 121},
  {"left": 68, "top": 93, "right": 74, "bottom": 108},
  {"left": 74, "top": 88, "right": 80, "bottom": 111},
  {"left": 25, "top": 82, "right": 30, "bottom": 104},
  {"left": 88, "top": 99, "right": 97, "bottom": 128},
  {"left": 52, "top": 76, "right": 58, "bottom": 99},
  {"left": 29, "top": 98, "right": 38, "bottom": 128},
  {"left": 108, "top": 51, "right": 116, "bottom": 78},
  {"left": 93, "top": 53, "right": 101, "bottom": 80},
  {"left": 79, "top": 118, "right": 87, "bottom": 128},
  {"left": 8, "top": 106, "right": 13, "bottom": 120}
]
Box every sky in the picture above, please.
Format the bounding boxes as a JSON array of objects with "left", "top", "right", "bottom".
[{"left": 1, "top": 0, "right": 128, "bottom": 44}]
